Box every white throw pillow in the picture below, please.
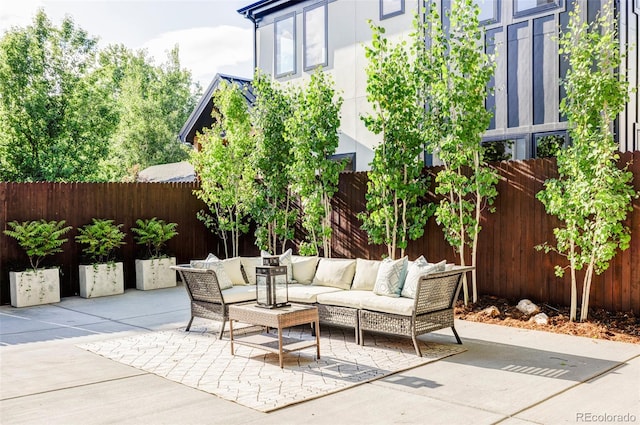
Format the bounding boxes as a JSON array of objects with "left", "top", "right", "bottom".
[
  {"left": 291, "top": 255, "right": 320, "bottom": 284},
  {"left": 373, "top": 256, "right": 408, "bottom": 298},
  {"left": 189, "top": 253, "right": 217, "bottom": 269},
  {"left": 401, "top": 257, "right": 447, "bottom": 299},
  {"left": 240, "top": 256, "right": 262, "bottom": 285},
  {"left": 189, "top": 254, "right": 233, "bottom": 290},
  {"left": 351, "top": 258, "right": 381, "bottom": 291},
  {"left": 261, "top": 248, "right": 293, "bottom": 282},
  {"left": 312, "top": 258, "right": 357, "bottom": 290},
  {"left": 221, "top": 257, "right": 246, "bottom": 286}
]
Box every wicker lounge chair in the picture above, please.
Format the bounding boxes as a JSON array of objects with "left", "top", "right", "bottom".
[
  {"left": 358, "top": 266, "right": 473, "bottom": 356},
  {"left": 172, "top": 265, "right": 234, "bottom": 339}
]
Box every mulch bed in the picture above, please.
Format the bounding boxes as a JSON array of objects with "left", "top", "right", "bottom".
[{"left": 455, "top": 295, "right": 640, "bottom": 344}]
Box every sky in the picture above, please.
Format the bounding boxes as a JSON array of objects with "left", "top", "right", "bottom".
[{"left": 0, "top": 0, "right": 255, "bottom": 89}]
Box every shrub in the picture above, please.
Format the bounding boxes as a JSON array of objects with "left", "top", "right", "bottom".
[
  {"left": 4, "top": 220, "right": 72, "bottom": 270},
  {"left": 131, "top": 217, "right": 178, "bottom": 259},
  {"left": 76, "top": 219, "right": 126, "bottom": 264}
]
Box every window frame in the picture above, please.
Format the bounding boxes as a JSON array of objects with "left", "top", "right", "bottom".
[
  {"left": 330, "top": 153, "right": 356, "bottom": 172},
  {"left": 532, "top": 130, "right": 569, "bottom": 158},
  {"left": 274, "top": 12, "right": 297, "bottom": 78},
  {"left": 303, "top": 1, "right": 328, "bottom": 72},
  {"left": 380, "top": 0, "right": 405, "bottom": 21},
  {"left": 482, "top": 134, "right": 530, "bottom": 161},
  {"left": 513, "top": 0, "right": 562, "bottom": 18},
  {"left": 476, "top": 0, "right": 501, "bottom": 25}
]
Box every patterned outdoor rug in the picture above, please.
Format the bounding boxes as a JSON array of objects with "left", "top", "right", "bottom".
[{"left": 78, "top": 324, "right": 466, "bottom": 412}]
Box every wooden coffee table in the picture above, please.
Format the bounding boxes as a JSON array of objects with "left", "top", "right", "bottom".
[{"left": 228, "top": 303, "right": 320, "bottom": 368}]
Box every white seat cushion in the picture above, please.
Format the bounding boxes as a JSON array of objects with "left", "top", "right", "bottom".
[
  {"left": 221, "top": 285, "right": 257, "bottom": 304},
  {"left": 287, "top": 284, "right": 343, "bottom": 303},
  {"left": 359, "top": 292, "right": 414, "bottom": 316},
  {"left": 312, "top": 258, "right": 357, "bottom": 290},
  {"left": 316, "top": 290, "right": 372, "bottom": 310}
]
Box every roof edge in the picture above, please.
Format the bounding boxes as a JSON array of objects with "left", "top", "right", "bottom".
[
  {"left": 237, "top": 0, "right": 298, "bottom": 20},
  {"left": 178, "top": 74, "right": 253, "bottom": 143}
]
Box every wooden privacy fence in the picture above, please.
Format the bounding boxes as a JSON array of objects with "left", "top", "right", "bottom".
[
  {"left": 329, "top": 151, "right": 640, "bottom": 313},
  {"left": 1, "top": 152, "right": 639, "bottom": 311},
  {"left": 0, "top": 182, "right": 223, "bottom": 305}
]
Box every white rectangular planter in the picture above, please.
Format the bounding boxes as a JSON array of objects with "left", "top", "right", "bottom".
[
  {"left": 9, "top": 268, "right": 61, "bottom": 307},
  {"left": 78, "top": 262, "right": 124, "bottom": 298},
  {"left": 135, "top": 257, "right": 177, "bottom": 290}
]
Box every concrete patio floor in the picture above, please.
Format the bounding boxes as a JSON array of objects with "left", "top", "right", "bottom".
[{"left": 1, "top": 284, "right": 638, "bottom": 425}]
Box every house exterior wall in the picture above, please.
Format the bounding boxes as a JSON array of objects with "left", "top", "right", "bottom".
[
  {"left": 252, "top": 0, "right": 420, "bottom": 171},
  {"left": 243, "top": 0, "right": 639, "bottom": 171}
]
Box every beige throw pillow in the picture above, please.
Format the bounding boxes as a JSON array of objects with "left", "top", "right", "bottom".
[
  {"left": 312, "top": 258, "right": 357, "bottom": 290},
  {"left": 221, "top": 257, "right": 246, "bottom": 286},
  {"left": 351, "top": 258, "right": 381, "bottom": 291},
  {"left": 291, "top": 255, "right": 320, "bottom": 284},
  {"left": 240, "top": 256, "right": 262, "bottom": 285},
  {"left": 189, "top": 254, "right": 233, "bottom": 290}
]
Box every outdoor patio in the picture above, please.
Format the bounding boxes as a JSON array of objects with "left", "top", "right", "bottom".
[{"left": 1, "top": 284, "right": 638, "bottom": 425}]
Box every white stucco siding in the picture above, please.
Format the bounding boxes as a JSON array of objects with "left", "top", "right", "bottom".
[{"left": 253, "top": 0, "right": 420, "bottom": 171}]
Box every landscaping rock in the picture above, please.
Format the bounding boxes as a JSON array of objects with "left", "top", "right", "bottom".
[
  {"left": 480, "top": 306, "right": 501, "bottom": 317},
  {"left": 531, "top": 312, "right": 549, "bottom": 325},
  {"left": 517, "top": 299, "right": 540, "bottom": 315}
]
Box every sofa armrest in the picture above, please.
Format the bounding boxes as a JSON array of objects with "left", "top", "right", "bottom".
[{"left": 414, "top": 266, "right": 474, "bottom": 315}]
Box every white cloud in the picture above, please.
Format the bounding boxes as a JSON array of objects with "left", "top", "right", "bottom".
[
  {"left": 0, "top": 0, "right": 43, "bottom": 34},
  {"left": 142, "top": 25, "right": 253, "bottom": 87}
]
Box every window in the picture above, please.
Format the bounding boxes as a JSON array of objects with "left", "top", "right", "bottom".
[
  {"left": 475, "top": 0, "right": 500, "bottom": 24},
  {"left": 483, "top": 136, "right": 528, "bottom": 161},
  {"left": 380, "top": 0, "right": 405, "bottom": 20},
  {"left": 513, "top": 0, "right": 561, "bottom": 17},
  {"left": 275, "top": 13, "right": 296, "bottom": 77},
  {"left": 330, "top": 153, "right": 356, "bottom": 172},
  {"left": 304, "top": 2, "right": 327, "bottom": 71},
  {"left": 533, "top": 131, "right": 568, "bottom": 158}
]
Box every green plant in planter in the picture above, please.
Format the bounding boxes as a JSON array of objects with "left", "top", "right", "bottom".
[
  {"left": 131, "top": 217, "right": 178, "bottom": 259},
  {"left": 76, "top": 219, "right": 126, "bottom": 263},
  {"left": 4, "top": 220, "right": 72, "bottom": 270}
]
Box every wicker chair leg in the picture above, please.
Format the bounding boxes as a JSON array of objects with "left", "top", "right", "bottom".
[
  {"left": 412, "top": 334, "right": 422, "bottom": 357},
  {"left": 185, "top": 316, "right": 194, "bottom": 331},
  {"left": 451, "top": 326, "right": 462, "bottom": 344},
  {"left": 358, "top": 327, "right": 364, "bottom": 346},
  {"left": 218, "top": 320, "right": 226, "bottom": 340}
]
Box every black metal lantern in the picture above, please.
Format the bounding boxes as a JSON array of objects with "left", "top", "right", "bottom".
[
  {"left": 262, "top": 256, "right": 280, "bottom": 267},
  {"left": 256, "top": 265, "right": 289, "bottom": 308}
]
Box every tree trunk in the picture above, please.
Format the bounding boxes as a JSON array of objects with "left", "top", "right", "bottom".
[
  {"left": 580, "top": 261, "right": 595, "bottom": 322},
  {"left": 569, "top": 239, "right": 577, "bottom": 322},
  {"left": 457, "top": 189, "right": 468, "bottom": 305}
]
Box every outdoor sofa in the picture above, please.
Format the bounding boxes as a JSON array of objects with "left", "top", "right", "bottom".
[{"left": 172, "top": 252, "right": 472, "bottom": 356}]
